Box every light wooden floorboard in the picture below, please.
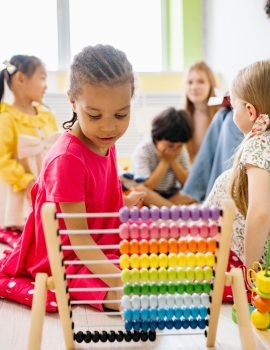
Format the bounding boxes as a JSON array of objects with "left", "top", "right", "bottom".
[{"left": 0, "top": 243, "right": 270, "bottom": 350}]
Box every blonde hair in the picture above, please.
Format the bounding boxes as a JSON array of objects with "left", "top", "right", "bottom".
[{"left": 230, "top": 60, "right": 270, "bottom": 216}]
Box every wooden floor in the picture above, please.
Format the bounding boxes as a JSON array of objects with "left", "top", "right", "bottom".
[{"left": 0, "top": 243, "right": 270, "bottom": 350}]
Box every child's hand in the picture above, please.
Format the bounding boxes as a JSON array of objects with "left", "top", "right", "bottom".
[
  {"left": 162, "top": 146, "right": 182, "bottom": 162},
  {"left": 123, "top": 190, "right": 146, "bottom": 208}
]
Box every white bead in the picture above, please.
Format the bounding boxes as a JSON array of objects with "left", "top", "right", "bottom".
[
  {"left": 149, "top": 295, "right": 158, "bottom": 308},
  {"left": 140, "top": 295, "right": 149, "bottom": 309},
  {"left": 192, "top": 293, "right": 201, "bottom": 306},
  {"left": 131, "top": 295, "right": 141, "bottom": 309},
  {"left": 183, "top": 293, "right": 192, "bottom": 306},
  {"left": 158, "top": 294, "right": 167, "bottom": 308},
  {"left": 200, "top": 293, "right": 210, "bottom": 307},
  {"left": 175, "top": 294, "right": 184, "bottom": 307},
  {"left": 121, "top": 295, "right": 131, "bottom": 309},
  {"left": 167, "top": 294, "right": 175, "bottom": 307}
]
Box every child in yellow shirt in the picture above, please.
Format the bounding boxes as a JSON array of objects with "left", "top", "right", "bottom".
[{"left": 0, "top": 55, "right": 60, "bottom": 231}]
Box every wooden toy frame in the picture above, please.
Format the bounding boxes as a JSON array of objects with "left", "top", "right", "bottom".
[{"left": 28, "top": 199, "right": 256, "bottom": 350}]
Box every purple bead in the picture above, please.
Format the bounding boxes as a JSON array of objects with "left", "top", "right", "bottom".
[
  {"left": 180, "top": 206, "right": 190, "bottom": 221},
  {"left": 140, "top": 206, "right": 150, "bottom": 221},
  {"left": 200, "top": 207, "right": 210, "bottom": 221},
  {"left": 119, "top": 206, "right": 129, "bottom": 222},
  {"left": 160, "top": 206, "right": 170, "bottom": 221},
  {"left": 190, "top": 206, "right": 200, "bottom": 221},
  {"left": 210, "top": 207, "right": 221, "bottom": 221},
  {"left": 150, "top": 206, "right": 160, "bottom": 221},
  {"left": 130, "top": 207, "right": 140, "bottom": 222},
  {"left": 170, "top": 206, "right": 180, "bottom": 221}
]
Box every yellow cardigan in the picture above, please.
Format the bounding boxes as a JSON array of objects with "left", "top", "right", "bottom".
[{"left": 0, "top": 103, "right": 58, "bottom": 192}]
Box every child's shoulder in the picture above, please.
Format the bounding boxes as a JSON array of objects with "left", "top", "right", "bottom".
[{"left": 243, "top": 131, "right": 270, "bottom": 152}]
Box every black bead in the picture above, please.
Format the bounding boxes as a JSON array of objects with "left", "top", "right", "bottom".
[
  {"left": 133, "top": 332, "right": 141, "bottom": 342},
  {"left": 92, "top": 331, "right": 100, "bottom": 343},
  {"left": 75, "top": 331, "right": 84, "bottom": 343},
  {"left": 84, "top": 331, "right": 92, "bottom": 343},
  {"left": 140, "top": 332, "right": 148, "bottom": 342},
  {"left": 124, "top": 331, "right": 132, "bottom": 342},
  {"left": 108, "top": 330, "right": 116, "bottom": 342},
  {"left": 100, "top": 331, "right": 108, "bottom": 343},
  {"left": 116, "top": 331, "right": 124, "bottom": 342},
  {"left": 149, "top": 331, "right": 157, "bottom": 342}
]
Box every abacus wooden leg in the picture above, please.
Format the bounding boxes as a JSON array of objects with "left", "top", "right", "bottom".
[
  {"left": 231, "top": 268, "right": 256, "bottom": 350},
  {"left": 28, "top": 273, "right": 48, "bottom": 350}
]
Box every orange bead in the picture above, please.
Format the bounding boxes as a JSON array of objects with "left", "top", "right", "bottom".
[
  {"left": 159, "top": 238, "right": 168, "bottom": 254},
  {"left": 149, "top": 239, "right": 159, "bottom": 254},
  {"left": 168, "top": 238, "right": 178, "bottom": 253},
  {"left": 253, "top": 295, "right": 270, "bottom": 313},
  {"left": 139, "top": 239, "right": 149, "bottom": 254},
  {"left": 207, "top": 238, "right": 218, "bottom": 252},
  {"left": 129, "top": 239, "right": 139, "bottom": 255},
  {"left": 188, "top": 239, "right": 197, "bottom": 253},
  {"left": 119, "top": 240, "right": 129, "bottom": 255},
  {"left": 197, "top": 238, "right": 208, "bottom": 253},
  {"left": 178, "top": 238, "right": 188, "bottom": 252}
]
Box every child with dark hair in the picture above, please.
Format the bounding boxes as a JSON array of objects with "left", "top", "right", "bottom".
[
  {"left": 132, "top": 107, "right": 193, "bottom": 207},
  {"left": 0, "top": 55, "right": 59, "bottom": 232},
  {"left": 0, "top": 45, "right": 144, "bottom": 311}
]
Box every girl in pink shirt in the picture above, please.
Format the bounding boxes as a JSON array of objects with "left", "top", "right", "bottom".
[{"left": 0, "top": 45, "right": 144, "bottom": 311}]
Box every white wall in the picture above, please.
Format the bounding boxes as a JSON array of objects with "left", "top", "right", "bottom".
[{"left": 203, "top": 0, "right": 270, "bottom": 89}]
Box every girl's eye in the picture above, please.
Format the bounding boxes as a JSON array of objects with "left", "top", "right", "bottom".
[
  {"left": 88, "top": 115, "right": 101, "bottom": 120},
  {"left": 115, "top": 114, "right": 128, "bottom": 119}
]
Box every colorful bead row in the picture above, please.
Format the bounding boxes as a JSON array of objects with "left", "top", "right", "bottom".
[
  {"left": 125, "top": 318, "right": 208, "bottom": 332},
  {"left": 121, "top": 266, "right": 214, "bottom": 283},
  {"left": 119, "top": 222, "right": 219, "bottom": 240},
  {"left": 119, "top": 205, "right": 221, "bottom": 223},
  {"left": 123, "top": 281, "right": 212, "bottom": 295},
  {"left": 74, "top": 330, "right": 156, "bottom": 343},
  {"left": 123, "top": 305, "right": 209, "bottom": 322},
  {"left": 121, "top": 293, "right": 211, "bottom": 309},
  {"left": 120, "top": 252, "right": 216, "bottom": 269},
  {"left": 120, "top": 238, "right": 218, "bottom": 255}
]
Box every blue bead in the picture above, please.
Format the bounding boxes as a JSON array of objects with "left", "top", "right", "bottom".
[
  {"left": 165, "top": 319, "right": 174, "bottom": 329},
  {"left": 132, "top": 308, "right": 140, "bottom": 321},
  {"left": 158, "top": 308, "right": 166, "bottom": 319},
  {"left": 157, "top": 319, "right": 166, "bottom": 330},
  {"left": 198, "top": 318, "right": 207, "bottom": 329},
  {"left": 199, "top": 306, "right": 208, "bottom": 318},
  {"left": 125, "top": 320, "right": 133, "bottom": 331},
  {"left": 150, "top": 320, "right": 157, "bottom": 331},
  {"left": 174, "top": 307, "right": 182, "bottom": 319},
  {"left": 190, "top": 318, "right": 198, "bottom": 329},
  {"left": 149, "top": 308, "right": 157, "bottom": 320},
  {"left": 141, "top": 320, "right": 149, "bottom": 332},
  {"left": 174, "top": 319, "right": 182, "bottom": 330},
  {"left": 190, "top": 306, "right": 199, "bottom": 318},
  {"left": 133, "top": 320, "right": 141, "bottom": 331},
  {"left": 123, "top": 309, "right": 132, "bottom": 321},
  {"left": 181, "top": 306, "right": 191, "bottom": 319},
  {"left": 182, "top": 319, "right": 189, "bottom": 329},
  {"left": 166, "top": 308, "right": 174, "bottom": 320},
  {"left": 141, "top": 308, "right": 149, "bottom": 321}
]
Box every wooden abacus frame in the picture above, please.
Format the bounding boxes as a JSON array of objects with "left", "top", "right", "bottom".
[{"left": 28, "top": 199, "right": 256, "bottom": 350}]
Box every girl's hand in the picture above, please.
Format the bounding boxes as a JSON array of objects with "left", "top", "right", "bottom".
[{"left": 123, "top": 190, "right": 146, "bottom": 208}]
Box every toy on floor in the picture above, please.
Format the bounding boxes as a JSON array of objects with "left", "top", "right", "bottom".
[
  {"left": 28, "top": 200, "right": 256, "bottom": 350},
  {"left": 248, "top": 240, "right": 270, "bottom": 330}
]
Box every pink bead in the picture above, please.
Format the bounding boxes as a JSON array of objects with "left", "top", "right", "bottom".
[
  {"left": 119, "top": 223, "right": 129, "bottom": 239},
  {"left": 149, "top": 222, "right": 159, "bottom": 239},
  {"left": 140, "top": 223, "right": 149, "bottom": 239},
  {"left": 159, "top": 223, "right": 169, "bottom": 239},
  {"left": 199, "top": 223, "right": 209, "bottom": 238},
  {"left": 209, "top": 223, "right": 219, "bottom": 237},
  {"left": 179, "top": 223, "right": 188, "bottom": 237},
  {"left": 130, "top": 223, "right": 140, "bottom": 239},
  {"left": 189, "top": 223, "right": 199, "bottom": 237},
  {"left": 169, "top": 222, "right": 179, "bottom": 238}
]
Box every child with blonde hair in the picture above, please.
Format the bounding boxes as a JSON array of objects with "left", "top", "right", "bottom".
[{"left": 206, "top": 60, "right": 270, "bottom": 270}]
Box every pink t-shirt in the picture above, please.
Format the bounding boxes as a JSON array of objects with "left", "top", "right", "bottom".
[{"left": 2, "top": 132, "right": 123, "bottom": 277}]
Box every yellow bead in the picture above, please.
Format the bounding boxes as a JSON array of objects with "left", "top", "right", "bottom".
[
  {"left": 177, "top": 253, "right": 186, "bottom": 267},
  {"left": 203, "top": 266, "right": 213, "bottom": 281},
  {"left": 159, "top": 253, "right": 168, "bottom": 268},
  {"left": 158, "top": 267, "right": 168, "bottom": 281},
  {"left": 149, "top": 253, "right": 159, "bottom": 268},
  {"left": 130, "top": 254, "right": 140, "bottom": 269},
  {"left": 186, "top": 252, "right": 197, "bottom": 267},
  {"left": 251, "top": 310, "right": 270, "bottom": 329},
  {"left": 256, "top": 271, "right": 270, "bottom": 294},
  {"left": 186, "top": 267, "right": 195, "bottom": 281},
  {"left": 168, "top": 253, "right": 178, "bottom": 267},
  {"left": 139, "top": 253, "right": 150, "bottom": 269},
  {"left": 196, "top": 253, "right": 206, "bottom": 267},
  {"left": 177, "top": 268, "right": 186, "bottom": 281},
  {"left": 205, "top": 252, "right": 215, "bottom": 267},
  {"left": 120, "top": 254, "right": 130, "bottom": 269}
]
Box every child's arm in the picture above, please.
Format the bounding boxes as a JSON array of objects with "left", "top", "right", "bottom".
[
  {"left": 170, "top": 159, "right": 189, "bottom": 184},
  {"left": 123, "top": 190, "right": 146, "bottom": 208},
  {"left": 143, "top": 159, "right": 170, "bottom": 189},
  {"left": 244, "top": 165, "right": 270, "bottom": 268},
  {"left": 59, "top": 201, "right": 122, "bottom": 288}
]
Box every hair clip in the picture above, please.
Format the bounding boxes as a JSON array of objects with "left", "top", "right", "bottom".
[{"left": 2, "top": 60, "right": 17, "bottom": 75}]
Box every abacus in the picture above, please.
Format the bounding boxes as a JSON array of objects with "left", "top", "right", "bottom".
[{"left": 28, "top": 200, "right": 256, "bottom": 349}]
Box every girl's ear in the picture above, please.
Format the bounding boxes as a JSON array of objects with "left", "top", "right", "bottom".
[
  {"left": 11, "top": 71, "right": 25, "bottom": 85},
  {"left": 245, "top": 103, "right": 257, "bottom": 122}
]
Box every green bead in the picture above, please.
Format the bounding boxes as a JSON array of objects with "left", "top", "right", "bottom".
[
  {"left": 121, "top": 269, "right": 130, "bottom": 283},
  {"left": 184, "top": 281, "right": 193, "bottom": 294},
  {"left": 133, "top": 283, "right": 141, "bottom": 295},
  {"left": 141, "top": 283, "right": 149, "bottom": 295},
  {"left": 202, "top": 281, "right": 212, "bottom": 293},
  {"left": 176, "top": 282, "right": 185, "bottom": 294},
  {"left": 193, "top": 281, "right": 203, "bottom": 294},
  {"left": 150, "top": 283, "right": 159, "bottom": 295},
  {"left": 123, "top": 283, "right": 132, "bottom": 295},
  {"left": 167, "top": 282, "right": 176, "bottom": 294},
  {"left": 159, "top": 283, "right": 167, "bottom": 294}
]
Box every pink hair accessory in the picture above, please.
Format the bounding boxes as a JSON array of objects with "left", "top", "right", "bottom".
[{"left": 251, "top": 113, "right": 270, "bottom": 135}]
